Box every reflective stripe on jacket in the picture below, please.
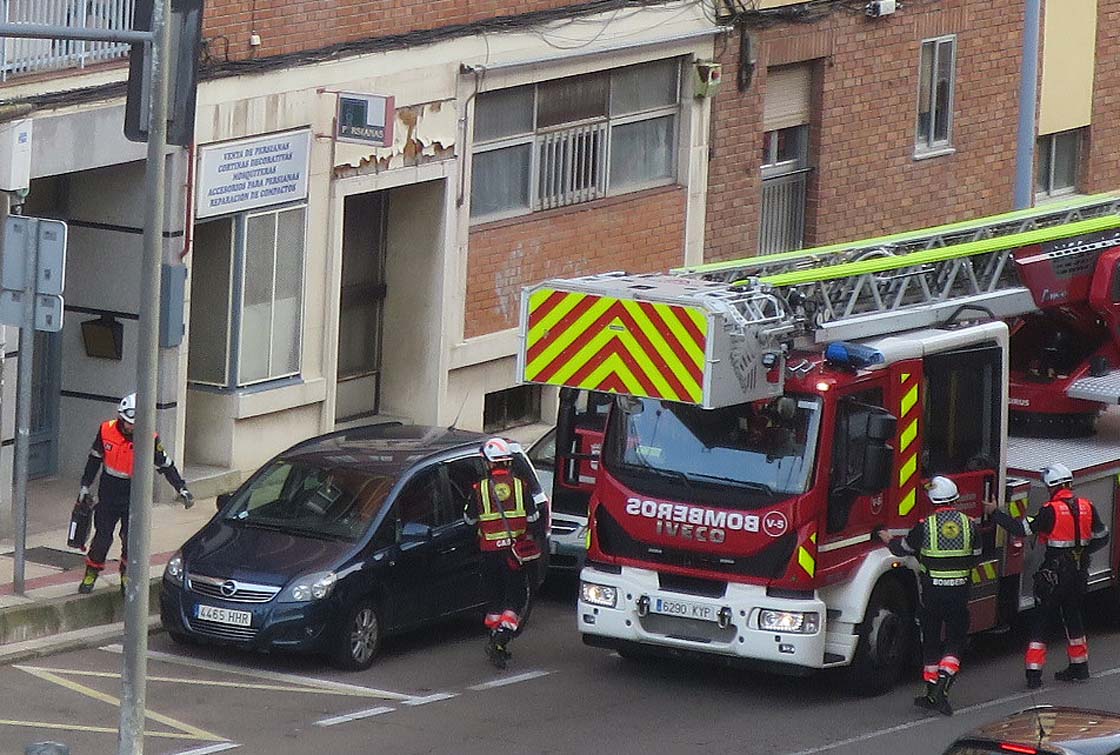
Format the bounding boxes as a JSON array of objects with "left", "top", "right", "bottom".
[
  {"left": 1039, "top": 492, "right": 1095, "bottom": 548},
  {"left": 920, "top": 508, "right": 978, "bottom": 581},
  {"left": 100, "top": 419, "right": 135, "bottom": 479},
  {"left": 476, "top": 475, "right": 527, "bottom": 551}
]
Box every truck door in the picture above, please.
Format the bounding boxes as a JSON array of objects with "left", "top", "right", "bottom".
[
  {"left": 552, "top": 388, "right": 610, "bottom": 519},
  {"left": 820, "top": 384, "right": 890, "bottom": 578}
]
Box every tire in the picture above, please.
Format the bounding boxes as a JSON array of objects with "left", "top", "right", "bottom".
[
  {"left": 847, "top": 578, "right": 913, "bottom": 696},
  {"left": 329, "top": 598, "right": 382, "bottom": 671}
]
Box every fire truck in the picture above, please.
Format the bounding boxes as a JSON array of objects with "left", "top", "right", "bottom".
[{"left": 517, "top": 193, "right": 1120, "bottom": 693}]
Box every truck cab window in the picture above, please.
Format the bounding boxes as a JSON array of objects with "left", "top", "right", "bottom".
[
  {"left": 828, "top": 389, "right": 885, "bottom": 533},
  {"left": 923, "top": 345, "right": 1001, "bottom": 473}
]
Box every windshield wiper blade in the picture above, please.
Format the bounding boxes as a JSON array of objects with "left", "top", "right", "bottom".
[{"left": 687, "top": 472, "right": 774, "bottom": 495}]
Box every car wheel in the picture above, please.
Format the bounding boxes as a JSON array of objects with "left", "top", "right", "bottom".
[
  {"left": 847, "top": 578, "right": 913, "bottom": 697},
  {"left": 330, "top": 598, "right": 382, "bottom": 671}
]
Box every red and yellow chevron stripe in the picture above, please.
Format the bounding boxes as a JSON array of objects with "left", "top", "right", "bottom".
[
  {"left": 897, "top": 371, "right": 921, "bottom": 517},
  {"left": 523, "top": 288, "right": 708, "bottom": 403}
]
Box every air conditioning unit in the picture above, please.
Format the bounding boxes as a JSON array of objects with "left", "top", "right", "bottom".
[{"left": 866, "top": 0, "right": 898, "bottom": 18}]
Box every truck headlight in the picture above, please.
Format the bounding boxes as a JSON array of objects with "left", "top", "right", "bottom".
[
  {"left": 580, "top": 581, "right": 618, "bottom": 608},
  {"left": 279, "top": 571, "right": 337, "bottom": 603},
  {"left": 163, "top": 553, "right": 184, "bottom": 586},
  {"left": 758, "top": 609, "right": 820, "bottom": 634}
]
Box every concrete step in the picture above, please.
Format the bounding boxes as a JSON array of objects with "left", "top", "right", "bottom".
[
  {"left": 183, "top": 464, "right": 242, "bottom": 501},
  {"left": 0, "top": 577, "right": 159, "bottom": 648}
]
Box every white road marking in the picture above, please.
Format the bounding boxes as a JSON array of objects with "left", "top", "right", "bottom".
[
  {"left": 100, "top": 644, "right": 423, "bottom": 702},
  {"left": 314, "top": 706, "right": 395, "bottom": 727},
  {"left": 170, "top": 744, "right": 242, "bottom": 755},
  {"left": 402, "top": 692, "right": 459, "bottom": 706},
  {"left": 786, "top": 688, "right": 1051, "bottom": 754},
  {"left": 468, "top": 670, "right": 552, "bottom": 690}
]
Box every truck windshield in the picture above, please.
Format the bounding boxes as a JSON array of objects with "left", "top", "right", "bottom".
[{"left": 605, "top": 396, "right": 822, "bottom": 505}]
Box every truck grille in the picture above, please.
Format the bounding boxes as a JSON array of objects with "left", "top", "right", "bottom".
[
  {"left": 188, "top": 573, "right": 281, "bottom": 604},
  {"left": 188, "top": 617, "right": 258, "bottom": 642},
  {"left": 551, "top": 518, "right": 582, "bottom": 535},
  {"left": 638, "top": 613, "right": 737, "bottom": 644}
]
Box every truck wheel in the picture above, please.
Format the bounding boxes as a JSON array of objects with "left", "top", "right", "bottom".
[
  {"left": 329, "top": 598, "right": 382, "bottom": 671},
  {"left": 847, "top": 578, "right": 913, "bottom": 696}
]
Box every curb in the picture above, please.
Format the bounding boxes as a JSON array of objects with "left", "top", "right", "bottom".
[{"left": 0, "top": 578, "right": 162, "bottom": 650}]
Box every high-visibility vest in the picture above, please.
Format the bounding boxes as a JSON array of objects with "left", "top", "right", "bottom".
[
  {"left": 1039, "top": 491, "right": 1095, "bottom": 549},
  {"left": 919, "top": 508, "right": 975, "bottom": 582},
  {"left": 477, "top": 475, "right": 527, "bottom": 551},
  {"left": 100, "top": 419, "right": 135, "bottom": 479}
]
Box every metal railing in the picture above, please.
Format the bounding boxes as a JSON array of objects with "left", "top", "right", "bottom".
[
  {"left": 759, "top": 168, "right": 809, "bottom": 256},
  {"left": 536, "top": 121, "right": 608, "bottom": 211},
  {"left": 1, "top": 0, "right": 135, "bottom": 80}
]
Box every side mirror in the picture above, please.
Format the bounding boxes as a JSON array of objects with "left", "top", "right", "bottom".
[
  {"left": 400, "top": 521, "right": 433, "bottom": 542},
  {"left": 216, "top": 492, "right": 231, "bottom": 511},
  {"left": 860, "top": 444, "right": 894, "bottom": 493},
  {"left": 867, "top": 413, "right": 897, "bottom": 442},
  {"left": 616, "top": 396, "right": 644, "bottom": 414}
]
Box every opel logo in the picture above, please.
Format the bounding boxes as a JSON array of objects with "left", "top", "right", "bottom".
[{"left": 220, "top": 580, "right": 238, "bottom": 598}]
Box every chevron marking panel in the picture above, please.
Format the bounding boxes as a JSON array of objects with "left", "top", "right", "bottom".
[{"left": 523, "top": 288, "right": 708, "bottom": 404}]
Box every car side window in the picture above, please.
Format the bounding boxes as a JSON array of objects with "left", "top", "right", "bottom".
[
  {"left": 446, "top": 456, "right": 488, "bottom": 519},
  {"left": 395, "top": 467, "right": 442, "bottom": 529}
]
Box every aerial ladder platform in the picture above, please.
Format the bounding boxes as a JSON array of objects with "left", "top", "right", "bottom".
[{"left": 518, "top": 194, "right": 1120, "bottom": 410}]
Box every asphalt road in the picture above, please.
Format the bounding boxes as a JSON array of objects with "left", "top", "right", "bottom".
[{"left": 4, "top": 578, "right": 1120, "bottom": 755}]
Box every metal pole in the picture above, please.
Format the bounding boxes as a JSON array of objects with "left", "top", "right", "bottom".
[
  {"left": 0, "top": 23, "right": 151, "bottom": 44},
  {"left": 1013, "top": 0, "right": 1042, "bottom": 209},
  {"left": 119, "top": 0, "right": 170, "bottom": 750},
  {"left": 11, "top": 214, "right": 37, "bottom": 596}
]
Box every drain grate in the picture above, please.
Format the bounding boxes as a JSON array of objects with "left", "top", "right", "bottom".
[{"left": 24, "top": 546, "right": 88, "bottom": 571}]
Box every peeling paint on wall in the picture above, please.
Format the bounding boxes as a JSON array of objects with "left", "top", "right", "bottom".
[{"left": 334, "top": 99, "right": 457, "bottom": 175}]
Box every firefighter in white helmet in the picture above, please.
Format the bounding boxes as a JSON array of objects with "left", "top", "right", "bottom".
[
  {"left": 878, "top": 475, "right": 981, "bottom": 715},
  {"left": 987, "top": 463, "right": 1108, "bottom": 688},
  {"left": 76, "top": 393, "right": 193, "bottom": 595},
  {"left": 464, "top": 437, "right": 542, "bottom": 668}
]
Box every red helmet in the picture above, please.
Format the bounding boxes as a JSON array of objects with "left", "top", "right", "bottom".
[{"left": 481, "top": 437, "right": 513, "bottom": 463}]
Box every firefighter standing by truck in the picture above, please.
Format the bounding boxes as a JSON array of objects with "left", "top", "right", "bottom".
[
  {"left": 76, "top": 393, "right": 194, "bottom": 594},
  {"left": 465, "top": 437, "right": 542, "bottom": 669},
  {"left": 878, "top": 476, "right": 981, "bottom": 715},
  {"left": 986, "top": 463, "right": 1109, "bottom": 688}
]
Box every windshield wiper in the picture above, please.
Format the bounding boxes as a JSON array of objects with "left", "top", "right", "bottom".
[{"left": 686, "top": 472, "right": 774, "bottom": 495}]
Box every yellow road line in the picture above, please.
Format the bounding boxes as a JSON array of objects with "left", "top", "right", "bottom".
[
  {"left": 20, "top": 666, "right": 349, "bottom": 696},
  {"left": 0, "top": 719, "right": 201, "bottom": 739},
  {"left": 15, "top": 665, "right": 225, "bottom": 742}
]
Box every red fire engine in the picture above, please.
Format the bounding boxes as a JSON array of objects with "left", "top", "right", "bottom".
[{"left": 519, "top": 193, "right": 1120, "bottom": 693}]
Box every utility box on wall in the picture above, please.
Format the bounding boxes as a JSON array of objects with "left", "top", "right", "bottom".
[
  {"left": 160, "top": 263, "right": 187, "bottom": 348},
  {"left": 0, "top": 119, "right": 32, "bottom": 192},
  {"left": 694, "top": 61, "right": 722, "bottom": 98}
]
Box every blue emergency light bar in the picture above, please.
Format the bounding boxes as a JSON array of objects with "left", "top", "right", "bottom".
[{"left": 824, "top": 342, "right": 884, "bottom": 370}]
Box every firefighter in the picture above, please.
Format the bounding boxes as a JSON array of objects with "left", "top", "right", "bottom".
[
  {"left": 465, "top": 437, "right": 541, "bottom": 669},
  {"left": 986, "top": 463, "right": 1108, "bottom": 688},
  {"left": 877, "top": 476, "right": 981, "bottom": 716},
  {"left": 77, "top": 393, "right": 194, "bottom": 595}
]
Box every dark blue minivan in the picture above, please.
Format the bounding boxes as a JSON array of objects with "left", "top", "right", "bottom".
[{"left": 160, "top": 423, "right": 549, "bottom": 670}]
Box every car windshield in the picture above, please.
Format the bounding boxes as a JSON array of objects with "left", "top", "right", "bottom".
[
  {"left": 605, "top": 395, "right": 823, "bottom": 503},
  {"left": 223, "top": 459, "right": 396, "bottom": 542}
]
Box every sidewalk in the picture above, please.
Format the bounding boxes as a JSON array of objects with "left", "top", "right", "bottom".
[{"left": 0, "top": 481, "right": 220, "bottom": 650}]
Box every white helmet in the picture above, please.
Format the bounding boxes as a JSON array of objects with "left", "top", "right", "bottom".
[
  {"left": 1041, "top": 463, "right": 1073, "bottom": 489},
  {"left": 118, "top": 393, "right": 136, "bottom": 423},
  {"left": 927, "top": 476, "right": 959, "bottom": 506},
  {"left": 481, "top": 437, "right": 513, "bottom": 463}
]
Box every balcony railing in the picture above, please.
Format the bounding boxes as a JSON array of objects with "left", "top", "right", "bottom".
[
  {"left": 760, "top": 168, "right": 809, "bottom": 255},
  {"left": 1, "top": 0, "right": 136, "bottom": 81}
]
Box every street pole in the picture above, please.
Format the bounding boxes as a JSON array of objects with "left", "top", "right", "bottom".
[
  {"left": 119, "top": 0, "right": 170, "bottom": 750},
  {"left": 11, "top": 213, "right": 37, "bottom": 596},
  {"left": 1013, "top": 0, "right": 1042, "bottom": 210}
]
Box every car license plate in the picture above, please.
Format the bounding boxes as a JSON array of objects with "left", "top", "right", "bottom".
[
  {"left": 195, "top": 604, "right": 252, "bottom": 627},
  {"left": 651, "top": 597, "right": 715, "bottom": 622}
]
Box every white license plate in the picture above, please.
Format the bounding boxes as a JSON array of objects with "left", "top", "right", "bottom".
[
  {"left": 195, "top": 604, "right": 252, "bottom": 627},
  {"left": 651, "top": 597, "right": 716, "bottom": 622}
]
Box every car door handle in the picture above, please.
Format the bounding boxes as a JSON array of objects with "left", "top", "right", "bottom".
[{"left": 438, "top": 545, "right": 459, "bottom": 555}]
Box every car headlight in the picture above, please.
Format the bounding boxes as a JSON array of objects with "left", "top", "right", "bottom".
[
  {"left": 758, "top": 609, "right": 820, "bottom": 634},
  {"left": 163, "top": 553, "right": 184, "bottom": 586},
  {"left": 580, "top": 581, "right": 618, "bottom": 608},
  {"left": 279, "top": 571, "right": 338, "bottom": 603}
]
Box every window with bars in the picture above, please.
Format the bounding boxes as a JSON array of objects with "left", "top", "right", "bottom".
[
  {"left": 1036, "top": 129, "right": 1082, "bottom": 199},
  {"left": 470, "top": 58, "right": 681, "bottom": 222},
  {"left": 915, "top": 36, "right": 956, "bottom": 154}
]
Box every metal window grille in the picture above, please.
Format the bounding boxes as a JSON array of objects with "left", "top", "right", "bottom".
[
  {"left": 535, "top": 121, "right": 608, "bottom": 211},
  {"left": 1, "top": 0, "right": 136, "bottom": 80},
  {"left": 759, "top": 168, "right": 809, "bottom": 255}
]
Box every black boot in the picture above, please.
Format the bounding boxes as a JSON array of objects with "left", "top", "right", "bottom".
[
  {"left": 77, "top": 566, "right": 98, "bottom": 594},
  {"left": 931, "top": 672, "right": 955, "bottom": 716},
  {"left": 1055, "top": 663, "right": 1090, "bottom": 682},
  {"left": 1026, "top": 669, "right": 1042, "bottom": 689},
  {"left": 913, "top": 681, "right": 937, "bottom": 711},
  {"left": 486, "top": 629, "right": 512, "bottom": 669}
]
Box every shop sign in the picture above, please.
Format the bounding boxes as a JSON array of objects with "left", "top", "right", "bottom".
[{"left": 196, "top": 129, "right": 311, "bottom": 218}]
